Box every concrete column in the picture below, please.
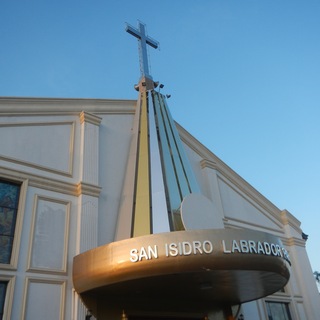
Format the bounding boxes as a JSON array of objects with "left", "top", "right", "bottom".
[
  {"left": 76, "top": 111, "right": 102, "bottom": 254},
  {"left": 281, "top": 210, "right": 320, "bottom": 319},
  {"left": 75, "top": 112, "right": 102, "bottom": 319},
  {"left": 79, "top": 111, "right": 102, "bottom": 185}
]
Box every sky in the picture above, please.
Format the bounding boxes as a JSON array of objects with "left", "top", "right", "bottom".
[{"left": 0, "top": 1, "right": 319, "bottom": 274}]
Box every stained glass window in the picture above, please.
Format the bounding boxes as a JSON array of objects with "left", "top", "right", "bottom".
[
  {"left": 266, "top": 301, "right": 292, "bottom": 320},
  {"left": 0, "top": 281, "right": 8, "bottom": 320},
  {"left": 0, "top": 180, "right": 20, "bottom": 264}
]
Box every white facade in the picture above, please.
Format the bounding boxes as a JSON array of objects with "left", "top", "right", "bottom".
[{"left": 0, "top": 97, "right": 319, "bottom": 320}]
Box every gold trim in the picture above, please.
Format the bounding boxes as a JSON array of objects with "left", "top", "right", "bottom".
[{"left": 133, "top": 92, "right": 151, "bottom": 237}]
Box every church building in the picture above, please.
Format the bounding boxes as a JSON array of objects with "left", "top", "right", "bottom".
[{"left": 0, "top": 22, "right": 319, "bottom": 320}]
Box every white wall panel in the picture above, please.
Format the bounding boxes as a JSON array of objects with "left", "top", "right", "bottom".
[
  {"left": 29, "top": 196, "right": 70, "bottom": 272},
  {"left": 296, "top": 302, "right": 307, "bottom": 320},
  {"left": 218, "top": 178, "right": 282, "bottom": 231},
  {"left": 0, "top": 122, "right": 74, "bottom": 175},
  {"left": 23, "top": 278, "right": 65, "bottom": 320}
]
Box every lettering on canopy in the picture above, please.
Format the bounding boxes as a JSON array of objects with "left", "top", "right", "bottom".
[{"left": 129, "top": 238, "right": 291, "bottom": 265}]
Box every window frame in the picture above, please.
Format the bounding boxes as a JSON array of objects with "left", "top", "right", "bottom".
[
  {"left": 265, "top": 300, "right": 293, "bottom": 320},
  {"left": 0, "top": 177, "right": 27, "bottom": 270},
  {"left": 0, "top": 276, "right": 15, "bottom": 320},
  {"left": 0, "top": 280, "right": 7, "bottom": 320}
]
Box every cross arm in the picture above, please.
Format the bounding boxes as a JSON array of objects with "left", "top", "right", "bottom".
[
  {"left": 146, "top": 37, "right": 159, "bottom": 49},
  {"left": 125, "top": 24, "right": 140, "bottom": 40},
  {"left": 125, "top": 23, "right": 159, "bottom": 49}
]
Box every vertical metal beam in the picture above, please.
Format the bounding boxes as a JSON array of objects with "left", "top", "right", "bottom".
[{"left": 132, "top": 91, "right": 151, "bottom": 237}]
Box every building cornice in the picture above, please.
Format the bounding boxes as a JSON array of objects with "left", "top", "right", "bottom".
[
  {"left": 282, "top": 237, "right": 306, "bottom": 248},
  {"left": 77, "top": 182, "right": 102, "bottom": 197},
  {"left": 0, "top": 96, "right": 136, "bottom": 115},
  {"left": 0, "top": 166, "right": 101, "bottom": 197},
  {"left": 79, "top": 111, "right": 102, "bottom": 126},
  {"left": 281, "top": 209, "right": 302, "bottom": 235}
]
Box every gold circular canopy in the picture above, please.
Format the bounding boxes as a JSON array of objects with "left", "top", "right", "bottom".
[{"left": 73, "top": 229, "right": 290, "bottom": 315}]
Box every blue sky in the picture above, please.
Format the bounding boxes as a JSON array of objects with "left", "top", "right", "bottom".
[{"left": 1, "top": 1, "right": 319, "bottom": 273}]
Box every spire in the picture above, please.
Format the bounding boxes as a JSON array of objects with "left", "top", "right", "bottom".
[
  {"left": 115, "top": 21, "right": 221, "bottom": 240},
  {"left": 126, "top": 21, "right": 159, "bottom": 90}
]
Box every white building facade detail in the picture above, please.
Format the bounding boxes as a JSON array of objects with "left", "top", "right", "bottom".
[{"left": 0, "top": 97, "right": 319, "bottom": 319}]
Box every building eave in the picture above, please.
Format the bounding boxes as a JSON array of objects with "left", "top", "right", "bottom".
[{"left": 0, "top": 96, "right": 136, "bottom": 115}]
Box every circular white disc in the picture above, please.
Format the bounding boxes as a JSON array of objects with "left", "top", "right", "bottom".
[{"left": 180, "top": 193, "right": 222, "bottom": 230}]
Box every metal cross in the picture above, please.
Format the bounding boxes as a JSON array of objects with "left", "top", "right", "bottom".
[{"left": 126, "top": 21, "right": 159, "bottom": 80}]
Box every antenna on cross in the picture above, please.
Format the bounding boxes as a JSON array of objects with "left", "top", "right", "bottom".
[{"left": 126, "top": 21, "right": 159, "bottom": 91}]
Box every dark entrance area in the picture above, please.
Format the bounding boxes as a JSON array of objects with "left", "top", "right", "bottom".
[{"left": 129, "top": 317, "right": 203, "bottom": 320}]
